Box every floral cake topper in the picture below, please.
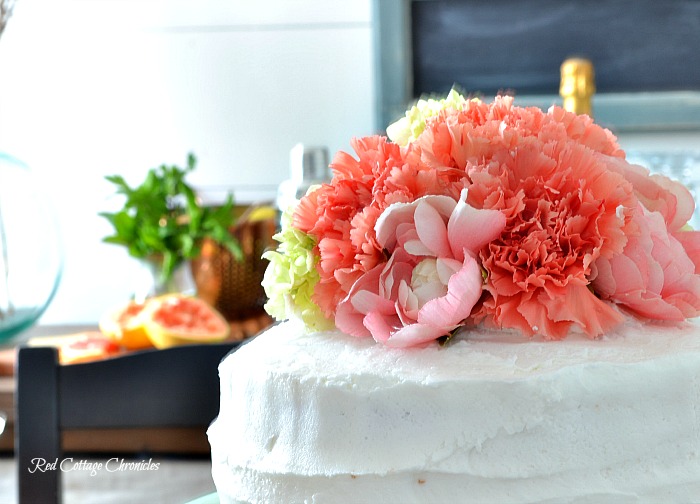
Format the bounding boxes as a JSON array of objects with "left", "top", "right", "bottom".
[{"left": 263, "top": 91, "right": 700, "bottom": 347}]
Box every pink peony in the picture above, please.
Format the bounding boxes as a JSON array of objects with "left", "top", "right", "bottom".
[
  {"left": 599, "top": 153, "right": 700, "bottom": 273},
  {"left": 334, "top": 190, "right": 505, "bottom": 347},
  {"left": 601, "top": 155, "right": 696, "bottom": 233},
  {"left": 592, "top": 205, "right": 700, "bottom": 320}
]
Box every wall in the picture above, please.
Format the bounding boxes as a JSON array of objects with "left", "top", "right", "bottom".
[
  {"left": 2, "top": 0, "right": 699, "bottom": 326},
  {"left": 0, "top": 0, "right": 375, "bottom": 324}
]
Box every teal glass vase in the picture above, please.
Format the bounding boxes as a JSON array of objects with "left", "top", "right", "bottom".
[{"left": 0, "top": 152, "right": 63, "bottom": 342}]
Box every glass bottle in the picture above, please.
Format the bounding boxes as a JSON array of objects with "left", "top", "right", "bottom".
[{"left": 276, "top": 143, "right": 330, "bottom": 212}]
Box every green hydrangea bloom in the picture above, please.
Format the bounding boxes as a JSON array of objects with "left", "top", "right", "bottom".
[
  {"left": 386, "top": 89, "right": 471, "bottom": 146},
  {"left": 262, "top": 207, "right": 332, "bottom": 332}
]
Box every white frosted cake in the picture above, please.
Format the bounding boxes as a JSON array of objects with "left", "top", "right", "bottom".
[
  {"left": 209, "top": 319, "right": 700, "bottom": 503},
  {"left": 209, "top": 93, "right": 700, "bottom": 503}
]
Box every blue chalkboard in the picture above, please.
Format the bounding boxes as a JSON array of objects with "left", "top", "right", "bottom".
[{"left": 411, "top": 0, "right": 700, "bottom": 97}]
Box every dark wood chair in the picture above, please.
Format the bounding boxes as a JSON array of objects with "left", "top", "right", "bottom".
[{"left": 15, "top": 342, "right": 242, "bottom": 504}]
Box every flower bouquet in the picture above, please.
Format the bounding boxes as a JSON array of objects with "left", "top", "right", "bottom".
[{"left": 263, "top": 91, "right": 700, "bottom": 347}]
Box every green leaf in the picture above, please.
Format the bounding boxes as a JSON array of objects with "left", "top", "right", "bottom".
[
  {"left": 161, "top": 251, "right": 178, "bottom": 281},
  {"left": 104, "top": 175, "right": 132, "bottom": 196},
  {"left": 186, "top": 152, "right": 196, "bottom": 172},
  {"left": 179, "top": 234, "right": 195, "bottom": 258},
  {"left": 224, "top": 238, "right": 243, "bottom": 261},
  {"left": 102, "top": 236, "right": 130, "bottom": 246}
]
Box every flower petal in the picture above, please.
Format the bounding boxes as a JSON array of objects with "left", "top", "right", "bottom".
[
  {"left": 541, "top": 284, "right": 624, "bottom": 338},
  {"left": 675, "top": 230, "right": 700, "bottom": 273},
  {"left": 602, "top": 155, "right": 695, "bottom": 231},
  {"left": 414, "top": 200, "right": 451, "bottom": 257},
  {"left": 404, "top": 239, "right": 435, "bottom": 256},
  {"left": 350, "top": 290, "right": 394, "bottom": 315},
  {"left": 436, "top": 257, "right": 462, "bottom": 284},
  {"left": 376, "top": 195, "right": 456, "bottom": 250},
  {"left": 448, "top": 189, "right": 506, "bottom": 261},
  {"left": 385, "top": 323, "right": 447, "bottom": 348},
  {"left": 335, "top": 265, "right": 384, "bottom": 338},
  {"left": 363, "top": 310, "right": 397, "bottom": 344},
  {"left": 417, "top": 256, "right": 483, "bottom": 328}
]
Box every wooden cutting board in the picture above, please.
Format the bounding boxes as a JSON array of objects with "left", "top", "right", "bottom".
[{"left": 0, "top": 348, "right": 14, "bottom": 376}]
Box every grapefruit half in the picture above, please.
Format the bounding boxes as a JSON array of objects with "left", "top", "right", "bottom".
[
  {"left": 60, "top": 333, "right": 123, "bottom": 364},
  {"left": 99, "top": 301, "right": 154, "bottom": 350},
  {"left": 143, "top": 294, "right": 230, "bottom": 348}
]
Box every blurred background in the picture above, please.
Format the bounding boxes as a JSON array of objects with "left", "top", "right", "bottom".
[
  {"left": 0, "top": 0, "right": 699, "bottom": 326},
  {"left": 0, "top": 0, "right": 375, "bottom": 325}
]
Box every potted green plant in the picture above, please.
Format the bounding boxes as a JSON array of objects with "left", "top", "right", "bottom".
[{"left": 100, "top": 153, "right": 242, "bottom": 298}]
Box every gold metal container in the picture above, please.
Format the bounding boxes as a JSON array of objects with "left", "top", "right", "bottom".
[
  {"left": 191, "top": 209, "right": 277, "bottom": 322},
  {"left": 560, "top": 57, "right": 596, "bottom": 116}
]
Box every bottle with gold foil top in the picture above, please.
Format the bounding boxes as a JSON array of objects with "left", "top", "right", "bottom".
[{"left": 559, "top": 58, "right": 595, "bottom": 116}]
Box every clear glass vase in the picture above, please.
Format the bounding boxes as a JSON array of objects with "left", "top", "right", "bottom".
[
  {"left": 131, "top": 255, "right": 196, "bottom": 304},
  {"left": 0, "top": 152, "right": 63, "bottom": 342}
]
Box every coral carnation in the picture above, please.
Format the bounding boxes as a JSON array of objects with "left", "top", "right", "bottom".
[{"left": 294, "top": 135, "right": 453, "bottom": 317}]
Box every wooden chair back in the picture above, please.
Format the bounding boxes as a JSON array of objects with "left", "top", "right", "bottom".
[{"left": 15, "top": 342, "right": 239, "bottom": 504}]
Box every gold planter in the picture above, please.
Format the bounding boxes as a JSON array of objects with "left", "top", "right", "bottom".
[{"left": 191, "top": 216, "right": 277, "bottom": 321}]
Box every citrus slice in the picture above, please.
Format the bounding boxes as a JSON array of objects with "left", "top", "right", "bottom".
[
  {"left": 143, "top": 294, "right": 230, "bottom": 348},
  {"left": 99, "top": 301, "right": 154, "bottom": 350},
  {"left": 59, "top": 333, "right": 123, "bottom": 365}
]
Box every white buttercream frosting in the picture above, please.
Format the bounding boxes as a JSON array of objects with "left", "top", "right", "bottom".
[{"left": 209, "top": 318, "right": 700, "bottom": 503}]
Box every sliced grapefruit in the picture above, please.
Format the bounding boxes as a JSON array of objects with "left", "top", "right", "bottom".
[
  {"left": 99, "top": 300, "right": 154, "bottom": 350},
  {"left": 143, "top": 294, "right": 230, "bottom": 348},
  {"left": 59, "top": 333, "right": 123, "bottom": 365}
]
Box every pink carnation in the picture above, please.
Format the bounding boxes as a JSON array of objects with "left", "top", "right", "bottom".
[
  {"left": 293, "top": 137, "right": 400, "bottom": 316},
  {"left": 335, "top": 191, "right": 505, "bottom": 347},
  {"left": 294, "top": 135, "right": 453, "bottom": 318}
]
